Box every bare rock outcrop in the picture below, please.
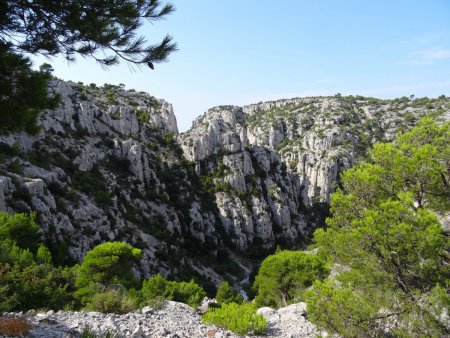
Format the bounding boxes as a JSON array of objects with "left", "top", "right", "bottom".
[{"left": 1, "top": 80, "right": 449, "bottom": 282}]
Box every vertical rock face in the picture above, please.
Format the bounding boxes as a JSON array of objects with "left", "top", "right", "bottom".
[
  {"left": 0, "top": 80, "right": 185, "bottom": 278},
  {"left": 179, "top": 95, "right": 450, "bottom": 251},
  {"left": 1, "top": 81, "right": 449, "bottom": 283},
  {"left": 178, "top": 106, "right": 307, "bottom": 251}
]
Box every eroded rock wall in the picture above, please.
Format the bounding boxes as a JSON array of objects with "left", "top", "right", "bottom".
[{"left": 1, "top": 82, "right": 449, "bottom": 283}]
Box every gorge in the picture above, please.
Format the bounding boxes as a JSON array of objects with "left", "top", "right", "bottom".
[{"left": 1, "top": 79, "right": 449, "bottom": 291}]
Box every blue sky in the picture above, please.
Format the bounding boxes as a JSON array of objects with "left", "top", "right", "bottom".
[{"left": 32, "top": 1, "right": 450, "bottom": 131}]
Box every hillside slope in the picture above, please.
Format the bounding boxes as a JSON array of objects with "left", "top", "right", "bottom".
[
  {"left": 179, "top": 94, "right": 450, "bottom": 251},
  {"left": 1, "top": 80, "right": 449, "bottom": 286}
]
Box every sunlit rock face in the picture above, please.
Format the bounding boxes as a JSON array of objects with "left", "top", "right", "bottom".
[
  {"left": 179, "top": 95, "right": 450, "bottom": 251},
  {"left": 1, "top": 79, "right": 449, "bottom": 281}
]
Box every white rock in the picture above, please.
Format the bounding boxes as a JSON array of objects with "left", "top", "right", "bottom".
[
  {"left": 141, "top": 306, "right": 153, "bottom": 314},
  {"left": 0, "top": 176, "right": 13, "bottom": 211},
  {"left": 131, "top": 326, "right": 146, "bottom": 338},
  {"left": 256, "top": 307, "right": 277, "bottom": 317}
]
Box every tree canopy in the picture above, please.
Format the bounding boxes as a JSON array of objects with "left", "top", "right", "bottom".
[
  {"left": 0, "top": 46, "right": 60, "bottom": 134},
  {"left": 0, "top": 212, "right": 39, "bottom": 253},
  {"left": 75, "top": 241, "right": 142, "bottom": 301},
  {"left": 306, "top": 118, "right": 450, "bottom": 337},
  {"left": 139, "top": 274, "right": 206, "bottom": 308},
  {"left": 0, "top": 0, "right": 177, "bottom": 134},
  {"left": 0, "top": 212, "right": 77, "bottom": 312},
  {"left": 1, "top": 0, "right": 177, "bottom": 67},
  {"left": 216, "top": 281, "right": 244, "bottom": 305},
  {"left": 253, "top": 250, "right": 328, "bottom": 308}
]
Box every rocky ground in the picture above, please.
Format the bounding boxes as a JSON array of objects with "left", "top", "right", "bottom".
[
  {"left": 256, "top": 303, "right": 322, "bottom": 337},
  {"left": 0, "top": 301, "right": 322, "bottom": 338}
]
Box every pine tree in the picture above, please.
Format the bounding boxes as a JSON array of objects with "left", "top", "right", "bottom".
[
  {"left": 0, "top": 0, "right": 177, "bottom": 134},
  {"left": 75, "top": 242, "right": 141, "bottom": 304},
  {"left": 1, "top": 0, "right": 176, "bottom": 67},
  {"left": 0, "top": 45, "right": 60, "bottom": 134},
  {"left": 306, "top": 118, "right": 450, "bottom": 337},
  {"left": 253, "top": 250, "right": 328, "bottom": 308},
  {"left": 216, "top": 281, "right": 244, "bottom": 305}
]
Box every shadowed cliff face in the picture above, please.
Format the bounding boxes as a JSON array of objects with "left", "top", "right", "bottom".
[
  {"left": 179, "top": 95, "right": 450, "bottom": 253},
  {"left": 1, "top": 81, "right": 449, "bottom": 284}
]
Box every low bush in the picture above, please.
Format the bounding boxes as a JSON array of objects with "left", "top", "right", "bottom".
[
  {"left": 0, "top": 263, "right": 77, "bottom": 312},
  {"left": 0, "top": 212, "right": 39, "bottom": 253},
  {"left": 143, "top": 295, "right": 165, "bottom": 309},
  {"left": 216, "top": 281, "right": 243, "bottom": 305},
  {"left": 202, "top": 302, "right": 266, "bottom": 335},
  {"left": 85, "top": 289, "right": 134, "bottom": 314},
  {"left": 0, "top": 317, "right": 33, "bottom": 337},
  {"left": 136, "top": 109, "right": 150, "bottom": 122},
  {"left": 171, "top": 280, "right": 206, "bottom": 308},
  {"left": 139, "top": 274, "right": 206, "bottom": 309},
  {"left": 8, "top": 159, "right": 23, "bottom": 175},
  {"left": 80, "top": 327, "right": 120, "bottom": 338}
]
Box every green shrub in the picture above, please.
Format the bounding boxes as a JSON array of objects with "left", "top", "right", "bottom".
[
  {"left": 8, "top": 159, "right": 23, "bottom": 174},
  {"left": 80, "top": 327, "right": 120, "bottom": 338},
  {"left": 136, "top": 109, "right": 150, "bottom": 122},
  {"left": 147, "top": 141, "right": 158, "bottom": 151},
  {"left": 11, "top": 187, "right": 32, "bottom": 205},
  {"left": 150, "top": 99, "right": 161, "bottom": 110},
  {"left": 128, "top": 284, "right": 165, "bottom": 309},
  {"left": 253, "top": 250, "right": 328, "bottom": 308},
  {"left": 139, "top": 274, "right": 206, "bottom": 309},
  {"left": 0, "top": 263, "right": 77, "bottom": 312},
  {"left": 216, "top": 281, "right": 243, "bottom": 305},
  {"left": 72, "top": 168, "right": 111, "bottom": 206},
  {"left": 94, "top": 190, "right": 112, "bottom": 207},
  {"left": 171, "top": 279, "right": 206, "bottom": 308},
  {"left": 162, "top": 132, "right": 173, "bottom": 145},
  {"left": 0, "top": 242, "right": 34, "bottom": 266},
  {"left": 80, "top": 327, "right": 100, "bottom": 338},
  {"left": 0, "top": 142, "right": 20, "bottom": 157},
  {"left": 202, "top": 302, "right": 266, "bottom": 335},
  {"left": 140, "top": 274, "right": 172, "bottom": 303},
  {"left": 0, "top": 212, "right": 49, "bottom": 269},
  {"left": 85, "top": 289, "right": 134, "bottom": 314},
  {"left": 47, "top": 182, "right": 80, "bottom": 204},
  {"left": 0, "top": 212, "right": 39, "bottom": 253},
  {"left": 145, "top": 295, "right": 165, "bottom": 309},
  {"left": 75, "top": 242, "right": 141, "bottom": 304},
  {"left": 106, "top": 89, "right": 118, "bottom": 104},
  {"left": 36, "top": 244, "right": 52, "bottom": 264}
]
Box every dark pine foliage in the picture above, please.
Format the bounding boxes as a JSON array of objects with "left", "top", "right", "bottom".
[{"left": 0, "top": 0, "right": 177, "bottom": 135}]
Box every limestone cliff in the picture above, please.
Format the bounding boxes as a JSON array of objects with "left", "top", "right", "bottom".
[
  {"left": 179, "top": 95, "right": 450, "bottom": 252},
  {"left": 1, "top": 81, "right": 449, "bottom": 285}
]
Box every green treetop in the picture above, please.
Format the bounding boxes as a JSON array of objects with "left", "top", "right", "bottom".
[
  {"left": 76, "top": 241, "right": 141, "bottom": 300},
  {"left": 306, "top": 118, "right": 450, "bottom": 337},
  {"left": 216, "top": 281, "right": 244, "bottom": 305},
  {"left": 253, "top": 250, "right": 328, "bottom": 308}
]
